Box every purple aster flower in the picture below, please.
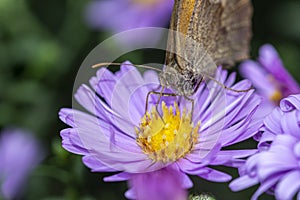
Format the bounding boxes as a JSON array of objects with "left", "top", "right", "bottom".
[
  {"left": 0, "top": 128, "right": 43, "bottom": 199},
  {"left": 85, "top": 0, "right": 173, "bottom": 45},
  {"left": 230, "top": 94, "right": 300, "bottom": 200},
  {"left": 59, "top": 62, "right": 261, "bottom": 199},
  {"left": 239, "top": 44, "right": 300, "bottom": 114}
]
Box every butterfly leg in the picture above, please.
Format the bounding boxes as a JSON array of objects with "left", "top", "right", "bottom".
[
  {"left": 145, "top": 87, "right": 177, "bottom": 122},
  {"left": 192, "top": 76, "right": 204, "bottom": 96},
  {"left": 145, "top": 86, "right": 165, "bottom": 114}
]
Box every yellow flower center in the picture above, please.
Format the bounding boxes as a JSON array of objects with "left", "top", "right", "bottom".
[
  {"left": 135, "top": 102, "right": 200, "bottom": 163},
  {"left": 270, "top": 90, "right": 283, "bottom": 104},
  {"left": 267, "top": 74, "right": 283, "bottom": 104},
  {"left": 131, "top": 0, "right": 160, "bottom": 7}
]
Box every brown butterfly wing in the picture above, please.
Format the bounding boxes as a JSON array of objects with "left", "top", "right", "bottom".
[
  {"left": 188, "top": 0, "right": 253, "bottom": 68},
  {"left": 166, "top": 0, "right": 252, "bottom": 73},
  {"left": 165, "top": 0, "right": 198, "bottom": 72}
]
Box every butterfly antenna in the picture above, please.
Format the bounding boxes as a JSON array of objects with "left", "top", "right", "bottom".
[
  {"left": 92, "top": 62, "right": 162, "bottom": 72},
  {"left": 205, "top": 74, "right": 253, "bottom": 92}
]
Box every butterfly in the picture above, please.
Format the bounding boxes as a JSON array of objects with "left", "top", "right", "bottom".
[
  {"left": 159, "top": 0, "right": 253, "bottom": 97},
  {"left": 92, "top": 0, "right": 253, "bottom": 114}
]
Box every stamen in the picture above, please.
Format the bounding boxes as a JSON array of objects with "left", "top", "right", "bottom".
[
  {"left": 135, "top": 102, "right": 200, "bottom": 163},
  {"left": 270, "top": 90, "right": 282, "bottom": 104}
]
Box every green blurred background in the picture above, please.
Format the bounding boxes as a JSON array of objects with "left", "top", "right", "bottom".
[{"left": 1, "top": 0, "right": 300, "bottom": 199}]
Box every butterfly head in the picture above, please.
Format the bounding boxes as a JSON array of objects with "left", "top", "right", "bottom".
[{"left": 159, "top": 66, "right": 202, "bottom": 96}]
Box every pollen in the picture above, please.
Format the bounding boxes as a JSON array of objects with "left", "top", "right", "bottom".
[
  {"left": 270, "top": 90, "right": 282, "bottom": 104},
  {"left": 135, "top": 102, "right": 200, "bottom": 163},
  {"left": 267, "top": 74, "right": 283, "bottom": 104}
]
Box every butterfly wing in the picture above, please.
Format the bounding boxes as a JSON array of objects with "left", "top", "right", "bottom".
[
  {"left": 165, "top": 0, "right": 198, "bottom": 72},
  {"left": 166, "top": 0, "right": 252, "bottom": 75},
  {"left": 187, "top": 0, "right": 253, "bottom": 69}
]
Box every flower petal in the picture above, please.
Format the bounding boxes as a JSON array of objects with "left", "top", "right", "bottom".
[
  {"left": 275, "top": 170, "right": 300, "bottom": 200},
  {"left": 280, "top": 94, "right": 300, "bottom": 112},
  {"left": 103, "top": 172, "right": 132, "bottom": 182},
  {"left": 230, "top": 175, "right": 258, "bottom": 192},
  {"left": 251, "top": 174, "right": 284, "bottom": 200},
  {"left": 257, "top": 130, "right": 275, "bottom": 149},
  {"left": 212, "top": 149, "right": 257, "bottom": 166},
  {"left": 196, "top": 167, "right": 232, "bottom": 182},
  {"left": 239, "top": 60, "right": 276, "bottom": 96},
  {"left": 263, "top": 107, "right": 283, "bottom": 134},
  {"left": 60, "top": 128, "right": 89, "bottom": 155},
  {"left": 128, "top": 167, "right": 187, "bottom": 200},
  {"left": 259, "top": 44, "right": 300, "bottom": 94},
  {"left": 0, "top": 129, "right": 43, "bottom": 199},
  {"left": 82, "top": 155, "right": 116, "bottom": 172},
  {"left": 281, "top": 111, "right": 300, "bottom": 138},
  {"left": 59, "top": 108, "right": 140, "bottom": 153},
  {"left": 125, "top": 188, "right": 136, "bottom": 200}
]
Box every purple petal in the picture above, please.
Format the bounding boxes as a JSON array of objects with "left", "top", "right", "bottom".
[
  {"left": 85, "top": 0, "right": 173, "bottom": 31},
  {"left": 103, "top": 172, "right": 132, "bottom": 182},
  {"left": 259, "top": 44, "right": 300, "bottom": 94},
  {"left": 281, "top": 111, "right": 300, "bottom": 138},
  {"left": 257, "top": 130, "right": 276, "bottom": 149},
  {"left": 255, "top": 135, "right": 298, "bottom": 180},
  {"left": 74, "top": 84, "right": 101, "bottom": 116},
  {"left": 259, "top": 44, "right": 284, "bottom": 74},
  {"left": 94, "top": 96, "right": 138, "bottom": 135},
  {"left": 294, "top": 142, "right": 300, "bottom": 157},
  {"left": 82, "top": 155, "right": 116, "bottom": 172},
  {"left": 251, "top": 174, "right": 284, "bottom": 200},
  {"left": 128, "top": 166, "right": 187, "bottom": 200},
  {"left": 85, "top": 0, "right": 173, "bottom": 46},
  {"left": 74, "top": 85, "right": 138, "bottom": 137},
  {"left": 239, "top": 60, "right": 276, "bottom": 97},
  {"left": 280, "top": 94, "right": 300, "bottom": 112},
  {"left": 224, "top": 71, "right": 237, "bottom": 87},
  {"left": 60, "top": 128, "right": 89, "bottom": 155},
  {"left": 0, "top": 129, "right": 43, "bottom": 199},
  {"left": 252, "top": 99, "right": 275, "bottom": 120},
  {"left": 108, "top": 65, "right": 146, "bottom": 123},
  {"left": 185, "top": 143, "right": 222, "bottom": 165},
  {"left": 230, "top": 175, "right": 259, "bottom": 192},
  {"left": 178, "top": 171, "right": 193, "bottom": 189},
  {"left": 90, "top": 67, "right": 117, "bottom": 105},
  {"left": 59, "top": 108, "right": 140, "bottom": 153},
  {"left": 71, "top": 126, "right": 162, "bottom": 173},
  {"left": 85, "top": 1, "right": 125, "bottom": 30},
  {"left": 218, "top": 103, "right": 260, "bottom": 146},
  {"left": 275, "top": 171, "right": 300, "bottom": 200},
  {"left": 60, "top": 109, "right": 166, "bottom": 173},
  {"left": 263, "top": 107, "right": 283, "bottom": 135},
  {"left": 197, "top": 167, "right": 232, "bottom": 182},
  {"left": 212, "top": 150, "right": 258, "bottom": 166},
  {"left": 90, "top": 63, "right": 138, "bottom": 106},
  {"left": 125, "top": 188, "right": 136, "bottom": 199},
  {"left": 143, "top": 70, "right": 160, "bottom": 84}
]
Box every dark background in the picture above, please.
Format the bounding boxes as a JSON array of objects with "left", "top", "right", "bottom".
[{"left": 1, "top": 0, "right": 299, "bottom": 199}]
